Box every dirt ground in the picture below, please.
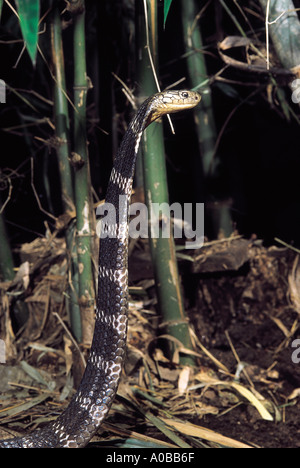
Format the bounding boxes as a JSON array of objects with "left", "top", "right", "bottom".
[
  {"left": 181, "top": 238, "right": 300, "bottom": 448},
  {"left": 129, "top": 236, "right": 300, "bottom": 448}
]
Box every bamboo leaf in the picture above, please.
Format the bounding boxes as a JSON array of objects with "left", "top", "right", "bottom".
[
  {"left": 20, "top": 361, "right": 56, "bottom": 391},
  {"left": 194, "top": 373, "right": 274, "bottom": 421},
  {"left": 230, "top": 382, "right": 273, "bottom": 421},
  {"left": 161, "top": 418, "right": 252, "bottom": 448},
  {"left": 141, "top": 411, "right": 192, "bottom": 448},
  {"left": 0, "top": 394, "right": 49, "bottom": 418},
  {"left": 163, "top": 0, "right": 173, "bottom": 27},
  {"left": 15, "top": 0, "right": 40, "bottom": 65}
]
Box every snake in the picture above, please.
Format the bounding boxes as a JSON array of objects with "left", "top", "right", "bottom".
[{"left": 0, "top": 90, "right": 200, "bottom": 448}]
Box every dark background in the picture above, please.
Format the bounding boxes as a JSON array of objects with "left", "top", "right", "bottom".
[{"left": 0, "top": 0, "right": 300, "bottom": 251}]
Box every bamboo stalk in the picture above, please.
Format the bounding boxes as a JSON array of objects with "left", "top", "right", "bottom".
[
  {"left": 72, "top": 1, "right": 95, "bottom": 346},
  {"left": 51, "top": 7, "right": 82, "bottom": 341},
  {"left": 181, "top": 0, "right": 217, "bottom": 177},
  {"left": 0, "top": 207, "right": 14, "bottom": 281},
  {"left": 136, "top": 0, "right": 195, "bottom": 366},
  {"left": 51, "top": 8, "right": 74, "bottom": 215}
]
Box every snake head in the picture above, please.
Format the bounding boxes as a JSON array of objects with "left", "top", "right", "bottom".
[{"left": 147, "top": 89, "right": 201, "bottom": 126}]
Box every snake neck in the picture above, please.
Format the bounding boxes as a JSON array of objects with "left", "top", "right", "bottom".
[{"left": 107, "top": 96, "right": 152, "bottom": 194}]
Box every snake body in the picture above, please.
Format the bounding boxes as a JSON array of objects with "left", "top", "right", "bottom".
[{"left": 0, "top": 90, "right": 200, "bottom": 448}]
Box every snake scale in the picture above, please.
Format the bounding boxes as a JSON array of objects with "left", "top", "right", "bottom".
[{"left": 0, "top": 90, "right": 200, "bottom": 448}]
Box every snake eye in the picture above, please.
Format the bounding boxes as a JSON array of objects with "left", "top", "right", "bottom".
[{"left": 181, "top": 91, "right": 189, "bottom": 98}]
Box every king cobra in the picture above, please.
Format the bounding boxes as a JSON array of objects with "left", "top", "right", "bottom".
[{"left": 0, "top": 90, "right": 200, "bottom": 448}]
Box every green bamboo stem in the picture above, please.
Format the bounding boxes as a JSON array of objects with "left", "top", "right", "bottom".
[
  {"left": 0, "top": 208, "right": 14, "bottom": 281},
  {"left": 51, "top": 7, "right": 81, "bottom": 341},
  {"left": 73, "top": 1, "right": 95, "bottom": 346},
  {"left": 181, "top": 0, "right": 233, "bottom": 238},
  {"left": 137, "top": 0, "right": 195, "bottom": 366},
  {"left": 51, "top": 8, "right": 74, "bottom": 214},
  {"left": 181, "top": 0, "right": 217, "bottom": 177}
]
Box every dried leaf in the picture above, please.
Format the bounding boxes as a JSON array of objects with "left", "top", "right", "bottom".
[
  {"left": 219, "top": 36, "right": 253, "bottom": 50},
  {"left": 194, "top": 373, "right": 273, "bottom": 421},
  {"left": 178, "top": 366, "right": 191, "bottom": 395},
  {"left": 161, "top": 418, "right": 252, "bottom": 448},
  {"left": 288, "top": 388, "right": 300, "bottom": 400},
  {"left": 63, "top": 335, "right": 73, "bottom": 376}
]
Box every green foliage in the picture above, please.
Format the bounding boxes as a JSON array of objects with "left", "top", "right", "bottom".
[
  {"left": 0, "top": 1, "right": 3, "bottom": 20},
  {"left": 163, "top": 0, "right": 173, "bottom": 27},
  {"left": 15, "top": 0, "right": 40, "bottom": 65}
]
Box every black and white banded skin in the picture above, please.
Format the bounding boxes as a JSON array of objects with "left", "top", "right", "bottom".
[{"left": 0, "top": 90, "right": 200, "bottom": 448}]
